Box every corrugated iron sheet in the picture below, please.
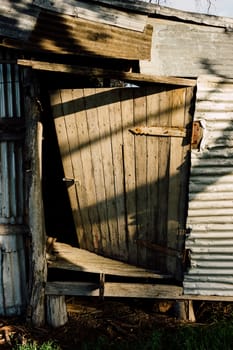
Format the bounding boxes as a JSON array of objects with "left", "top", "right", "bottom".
[
  {"left": 0, "top": 59, "right": 24, "bottom": 224},
  {"left": 0, "top": 232, "right": 26, "bottom": 315},
  {"left": 184, "top": 75, "right": 233, "bottom": 296}
]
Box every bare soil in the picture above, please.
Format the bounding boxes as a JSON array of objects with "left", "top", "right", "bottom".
[{"left": 0, "top": 299, "right": 232, "bottom": 349}]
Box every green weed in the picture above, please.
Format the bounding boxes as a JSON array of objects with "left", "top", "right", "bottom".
[{"left": 13, "top": 340, "right": 61, "bottom": 350}]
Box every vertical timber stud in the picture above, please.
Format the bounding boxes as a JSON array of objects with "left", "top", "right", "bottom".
[
  {"left": 174, "top": 300, "right": 196, "bottom": 322},
  {"left": 47, "top": 296, "right": 68, "bottom": 328},
  {"left": 23, "top": 67, "right": 47, "bottom": 326}
]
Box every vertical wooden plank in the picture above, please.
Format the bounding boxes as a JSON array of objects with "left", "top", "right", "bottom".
[
  {"left": 156, "top": 89, "right": 171, "bottom": 272},
  {"left": 82, "top": 88, "right": 104, "bottom": 253},
  {"left": 71, "top": 89, "right": 95, "bottom": 251},
  {"left": 133, "top": 88, "right": 148, "bottom": 266},
  {"left": 145, "top": 86, "right": 160, "bottom": 269},
  {"left": 177, "top": 87, "right": 194, "bottom": 278},
  {"left": 58, "top": 89, "right": 86, "bottom": 249},
  {"left": 108, "top": 88, "right": 126, "bottom": 260},
  {"left": 51, "top": 90, "right": 84, "bottom": 247},
  {"left": 179, "top": 87, "right": 194, "bottom": 228},
  {"left": 0, "top": 247, "right": 3, "bottom": 314},
  {"left": 27, "top": 120, "right": 47, "bottom": 326},
  {"left": 95, "top": 88, "right": 117, "bottom": 257},
  {"left": 47, "top": 295, "right": 68, "bottom": 328},
  {"left": 83, "top": 88, "right": 110, "bottom": 255},
  {"left": 167, "top": 88, "right": 186, "bottom": 277},
  {"left": 121, "top": 89, "right": 137, "bottom": 264}
]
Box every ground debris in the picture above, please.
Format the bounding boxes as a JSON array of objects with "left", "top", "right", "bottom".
[{"left": 0, "top": 300, "right": 232, "bottom": 349}]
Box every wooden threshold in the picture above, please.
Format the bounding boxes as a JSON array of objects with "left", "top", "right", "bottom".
[
  {"left": 17, "top": 59, "right": 196, "bottom": 87},
  {"left": 48, "top": 242, "right": 171, "bottom": 279},
  {"left": 46, "top": 243, "right": 233, "bottom": 301}
]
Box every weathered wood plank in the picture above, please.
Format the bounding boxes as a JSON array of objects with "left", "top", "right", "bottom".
[
  {"left": 90, "top": 0, "right": 233, "bottom": 29},
  {"left": 145, "top": 87, "right": 160, "bottom": 269},
  {"left": 48, "top": 242, "right": 170, "bottom": 279},
  {"left": 33, "top": 0, "right": 147, "bottom": 32},
  {"left": 82, "top": 89, "right": 103, "bottom": 252},
  {"left": 133, "top": 88, "right": 147, "bottom": 265},
  {"left": 167, "top": 88, "right": 186, "bottom": 277},
  {"left": 27, "top": 121, "right": 47, "bottom": 325},
  {"left": 45, "top": 281, "right": 233, "bottom": 301},
  {"left": 27, "top": 12, "right": 153, "bottom": 60},
  {"left": 47, "top": 295, "right": 68, "bottom": 328},
  {"left": 18, "top": 60, "right": 196, "bottom": 87},
  {"left": 95, "top": 89, "right": 116, "bottom": 257},
  {"left": 58, "top": 90, "right": 85, "bottom": 248},
  {"left": 156, "top": 90, "right": 171, "bottom": 271},
  {"left": 121, "top": 89, "right": 137, "bottom": 264},
  {"left": 71, "top": 89, "right": 95, "bottom": 251},
  {"left": 45, "top": 281, "right": 183, "bottom": 298},
  {"left": 108, "top": 89, "right": 126, "bottom": 259}
]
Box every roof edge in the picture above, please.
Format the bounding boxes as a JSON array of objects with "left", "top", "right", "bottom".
[{"left": 88, "top": 0, "right": 233, "bottom": 29}]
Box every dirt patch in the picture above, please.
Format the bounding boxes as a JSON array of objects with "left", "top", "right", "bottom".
[{"left": 0, "top": 299, "right": 232, "bottom": 349}]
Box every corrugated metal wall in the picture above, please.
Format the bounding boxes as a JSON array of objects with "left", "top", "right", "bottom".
[
  {"left": 0, "top": 51, "right": 26, "bottom": 316},
  {"left": 184, "top": 75, "right": 233, "bottom": 296},
  {"left": 0, "top": 62, "right": 24, "bottom": 224}
]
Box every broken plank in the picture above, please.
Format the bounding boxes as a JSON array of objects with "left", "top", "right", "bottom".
[{"left": 48, "top": 242, "right": 171, "bottom": 279}]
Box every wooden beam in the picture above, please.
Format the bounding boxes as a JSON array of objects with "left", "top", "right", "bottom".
[
  {"left": 90, "top": 0, "right": 233, "bottom": 29},
  {"left": 45, "top": 281, "right": 183, "bottom": 299},
  {"left": 33, "top": 0, "right": 147, "bottom": 32},
  {"left": 45, "top": 281, "right": 233, "bottom": 301},
  {"left": 47, "top": 295, "right": 68, "bottom": 328},
  {"left": 17, "top": 59, "right": 196, "bottom": 86}
]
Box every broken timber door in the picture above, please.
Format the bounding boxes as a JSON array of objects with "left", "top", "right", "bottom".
[{"left": 50, "top": 86, "right": 194, "bottom": 277}]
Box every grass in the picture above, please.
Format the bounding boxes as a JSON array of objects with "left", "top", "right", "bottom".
[
  {"left": 12, "top": 320, "right": 233, "bottom": 350},
  {"left": 12, "top": 303, "right": 233, "bottom": 350},
  {"left": 80, "top": 319, "right": 233, "bottom": 350},
  {"left": 13, "top": 340, "right": 61, "bottom": 350}
]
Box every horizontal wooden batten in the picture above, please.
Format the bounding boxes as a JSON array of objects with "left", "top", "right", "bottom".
[
  {"left": 0, "top": 224, "right": 28, "bottom": 235},
  {"left": 129, "top": 126, "right": 187, "bottom": 137},
  {"left": 17, "top": 59, "right": 196, "bottom": 86},
  {"left": 45, "top": 281, "right": 183, "bottom": 299},
  {"left": 45, "top": 281, "right": 233, "bottom": 301}
]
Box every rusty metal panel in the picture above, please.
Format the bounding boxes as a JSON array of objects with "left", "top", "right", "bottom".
[{"left": 184, "top": 76, "right": 233, "bottom": 296}]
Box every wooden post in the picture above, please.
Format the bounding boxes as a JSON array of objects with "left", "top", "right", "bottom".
[
  {"left": 47, "top": 296, "right": 68, "bottom": 328},
  {"left": 24, "top": 68, "right": 47, "bottom": 327},
  {"left": 174, "top": 300, "right": 196, "bottom": 322}
]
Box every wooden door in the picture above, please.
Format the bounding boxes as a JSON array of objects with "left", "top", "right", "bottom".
[{"left": 50, "top": 86, "right": 193, "bottom": 275}]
